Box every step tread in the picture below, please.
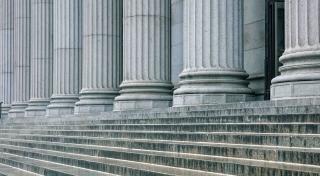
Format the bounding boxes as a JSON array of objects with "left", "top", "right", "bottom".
[
  {"left": 0, "top": 163, "right": 41, "bottom": 176},
  {"left": 0, "top": 144, "right": 234, "bottom": 176},
  {"left": 0, "top": 152, "right": 119, "bottom": 176},
  {"left": 2, "top": 129, "right": 320, "bottom": 137},
  {"left": 1, "top": 143, "right": 319, "bottom": 174},
  {"left": 1, "top": 137, "right": 320, "bottom": 153}
]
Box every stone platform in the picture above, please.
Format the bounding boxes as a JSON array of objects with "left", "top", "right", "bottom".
[{"left": 0, "top": 99, "right": 320, "bottom": 176}]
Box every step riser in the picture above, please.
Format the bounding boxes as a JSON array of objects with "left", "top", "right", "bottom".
[
  {"left": 1, "top": 147, "right": 318, "bottom": 176},
  {"left": 0, "top": 157, "right": 70, "bottom": 176},
  {"left": 1, "top": 124, "right": 320, "bottom": 134},
  {"left": 4, "top": 105, "right": 320, "bottom": 126},
  {"left": 0, "top": 133, "right": 318, "bottom": 148},
  {"left": 2, "top": 140, "right": 320, "bottom": 166}
]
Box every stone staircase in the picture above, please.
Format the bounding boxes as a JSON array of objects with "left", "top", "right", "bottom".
[{"left": 0, "top": 99, "right": 320, "bottom": 176}]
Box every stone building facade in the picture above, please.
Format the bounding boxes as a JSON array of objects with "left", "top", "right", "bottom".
[{"left": 0, "top": 0, "right": 317, "bottom": 117}]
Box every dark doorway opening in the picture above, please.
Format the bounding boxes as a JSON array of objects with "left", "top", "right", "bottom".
[{"left": 265, "top": 0, "right": 285, "bottom": 100}]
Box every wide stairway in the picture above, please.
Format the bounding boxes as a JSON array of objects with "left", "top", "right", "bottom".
[{"left": 0, "top": 99, "right": 320, "bottom": 176}]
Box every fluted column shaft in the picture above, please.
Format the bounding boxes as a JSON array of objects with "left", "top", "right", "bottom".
[
  {"left": 9, "top": 0, "right": 31, "bottom": 117},
  {"left": 0, "top": 0, "right": 14, "bottom": 118},
  {"left": 173, "top": 0, "right": 252, "bottom": 106},
  {"left": 25, "top": 0, "right": 53, "bottom": 117},
  {"left": 75, "top": 0, "right": 122, "bottom": 114},
  {"left": 271, "top": 0, "right": 320, "bottom": 99},
  {"left": 114, "top": 0, "right": 172, "bottom": 111},
  {"left": 47, "top": 0, "right": 82, "bottom": 116}
]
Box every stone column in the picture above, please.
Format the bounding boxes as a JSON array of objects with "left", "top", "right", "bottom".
[
  {"left": 25, "top": 0, "right": 53, "bottom": 117},
  {"left": 173, "top": 0, "right": 252, "bottom": 106},
  {"left": 114, "top": 0, "right": 172, "bottom": 111},
  {"left": 75, "top": 0, "right": 122, "bottom": 114},
  {"left": 9, "top": 0, "right": 31, "bottom": 117},
  {"left": 0, "top": 0, "right": 14, "bottom": 118},
  {"left": 47, "top": 0, "right": 82, "bottom": 116},
  {"left": 271, "top": 0, "right": 320, "bottom": 100}
]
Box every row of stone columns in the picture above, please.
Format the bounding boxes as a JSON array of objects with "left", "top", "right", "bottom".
[{"left": 0, "top": 0, "right": 318, "bottom": 118}]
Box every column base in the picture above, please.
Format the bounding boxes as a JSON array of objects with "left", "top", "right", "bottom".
[
  {"left": 113, "top": 81, "right": 173, "bottom": 111},
  {"left": 1, "top": 104, "right": 11, "bottom": 119},
  {"left": 271, "top": 80, "right": 320, "bottom": 100},
  {"left": 25, "top": 99, "right": 50, "bottom": 117},
  {"left": 74, "top": 90, "right": 118, "bottom": 114},
  {"left": 173, "top": 93, "right": 254, "bottom": 107},
  {"left": 114, "top": 100, "right": 172, "bottom": 111},
  {"left": 8, "top": 103, "right": 28, "bottom": 118},
  {"left": 46, "top": 95, "right": 79, "bottom": 116}
]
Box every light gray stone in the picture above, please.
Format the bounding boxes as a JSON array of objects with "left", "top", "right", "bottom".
[
  {"left": 0, "top": 0, "right": 14, "bottom": 118},
  {"left": 271, "top": 0, "right": 320, "bottom": 100},
  {"left": 173, "top": 0, "right": 253, "bottom": 106},
  {"left": 114, "top": 0, "right": 173, "bottom": 111},
  {"left": 9, "top": 0, "right": 32, "bottom": 118},
  {"left": 47, "top": 0, "right": 82, "bottom": 116},
  {"left": 75, "top": 0, "right": 123, "bottom": 114},
  {"left": 25, "top": 0, "right": 53, "bottom": 117}
]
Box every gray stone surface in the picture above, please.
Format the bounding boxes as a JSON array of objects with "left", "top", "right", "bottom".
[
  {"left": 0, "top": 0, "right": 14, "bottom": 119},
  {"left": 244, "top": 0, "right": 266, "bottom": 100},
  {"left": 271, "top": 0, "right": 320, "bottom": 100},
  {"left": 47, "top": 0, "right": 83, "bottom": 116},
  {"left": 171, "top": 0, "right": 184, "bottom": 89},
  {"left": 173, "top": 0, "right": 253, "bottom": 107},
  {"left": 114, "top": 0, "right": 173, "bottom": 111},
  {"left": 75, "top": 0, "right": 123, "bottom": 114},
  {"left": 25, "top": 0, "right": 53, "bottom": 117},
  {"left": 9, "top": 0, "right": 31, "bottom": 118}
]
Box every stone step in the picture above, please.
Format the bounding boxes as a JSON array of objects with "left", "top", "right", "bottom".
[
  {"left": 1, "top": 137, "right": 320, "bottom": 166},
  {"left": 4, "top": 104, "right": 320, "bottom": 126},
  {"left": 0, "top": 130, "right": 319, "bottom": 147},
  {"left": 5, "top": 114, "right": 320, "bottom": 128},
  {"left": 1, "top": 122, "right": 320, "bottom": 134},
  {"left": 0, "top": 143, "right": 319, "bottom": 176},
  {"left": 0, "top": 144, "right": 233, "bottom": 176},
  {"left": 0, "top": 163, "right": 41, "bottom": 176},
  {"left": 0, "top": 152, "right": 117, "bottom": 176}
]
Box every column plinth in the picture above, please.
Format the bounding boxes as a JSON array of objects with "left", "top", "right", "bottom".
[
  {"left": 75, "top": 0, "right": 122, "bottom": 114},
  {"left": 46, "top": 0, "right": 82, "bottom": 116},
  {"left": 25, "top": 0, "right": 53, "bottom": 117},
  {"left": 271, "top": 0, "right": 320, "bottom": 100},
  {"left": 9, "top": 0, "right": 31, "bottom": 118},
  {"left": 0, "top": 0, "right": 14, "bottom": 118},
  {"left": 113, "top": 0, "right": 172, "bottom": 111},
  {"left": 173, "top": 0, "right": 253, "bottom": 107}
]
